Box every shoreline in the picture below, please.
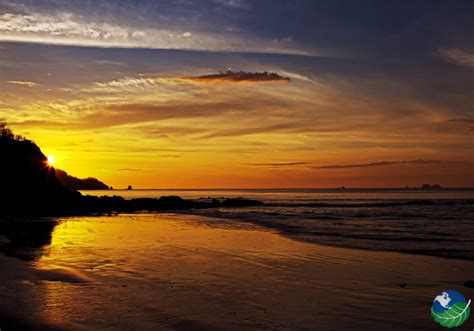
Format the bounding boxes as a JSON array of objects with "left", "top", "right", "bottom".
[
  {"left": 0, "top": 195, "right": 264, "bottom": 217},
  {"left": 1, "top": 207, "right": 473, "bottom": 262},
  {"left": 1, "top": 213, "right": 473, "bottom": 330}
]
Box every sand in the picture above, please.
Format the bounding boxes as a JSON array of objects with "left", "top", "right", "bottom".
[{"left": 0, "top": 213, "right": 473, "bottom": 330}]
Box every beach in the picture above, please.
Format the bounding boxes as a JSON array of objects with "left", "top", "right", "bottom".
[
  {"left": 1, "top": 213, "right": 473, "bottom": 330},
  {"left": 2, "top": 0, "right": 473, "bottom": 329}
]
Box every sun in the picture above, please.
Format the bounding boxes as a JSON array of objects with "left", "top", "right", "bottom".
[{"left": 47, "top": 155, "right": 56, "bottom": 166}]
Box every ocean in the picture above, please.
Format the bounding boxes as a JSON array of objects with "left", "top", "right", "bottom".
[
  {"left": 83, "top": 189, "right": 474, "bottom": 260},
  {"left": 1, "top": 189, "right": 474, "bottom": 330}
]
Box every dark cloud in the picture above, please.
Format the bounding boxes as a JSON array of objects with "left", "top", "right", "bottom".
[
  {"left": 245, "top": 162, "right": 309, "bottom": 167},
  {"left": 444, "top": 119, "right": 474, "bottom": 132},
  {"left": 314, "top": 159, "right": 441, "bottom": 170},
  {"left": 184, "top": 70, "right": 291, "bottom": 83}
]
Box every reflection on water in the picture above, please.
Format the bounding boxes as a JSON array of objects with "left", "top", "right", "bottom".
[
  {"left": 35, "top": 214, "right": 328, "bottom": 330},
  {"left": 0, "top": 219, "right": 58, "bottom": 261},
  {"left": 80, "top": 190, "right": 474, "bottom": 260},
  {"left": 14, "top": 213, "right": 470, "bottom": 330}
]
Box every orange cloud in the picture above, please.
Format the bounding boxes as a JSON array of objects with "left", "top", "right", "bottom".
[
  {"left": 244, "top": 162, "right": 309, "bottom": 167},
  {"left": 314, "top": 159, "right": 441, "bottom": 169},
  {"left": 444, "top": 119, "right": 474, "bottom": 132}
]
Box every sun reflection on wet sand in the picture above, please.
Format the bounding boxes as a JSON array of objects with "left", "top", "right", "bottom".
[{"left": 22, "top": 214, "right": 474, "bottom": 330}]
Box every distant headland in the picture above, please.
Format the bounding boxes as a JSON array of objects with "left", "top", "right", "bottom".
[{"left": 55, "top": 169, "right": 109, "bottom": 190}]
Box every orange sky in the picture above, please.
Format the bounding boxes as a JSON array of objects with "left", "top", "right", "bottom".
[
  {"left": 1, "top": 1, "right": 473, "bottom": 188},
  {"left": 3, "top": 66, "right": 471, "bottom": 188}
]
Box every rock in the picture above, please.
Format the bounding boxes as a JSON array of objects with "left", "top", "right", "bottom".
[{"left": 220, "top": 198, "right": 264, "bottom": 207}]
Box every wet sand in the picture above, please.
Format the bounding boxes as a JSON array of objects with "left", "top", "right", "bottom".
[{"left": 1, "top": 213, "right": 473, "bottom": 330}]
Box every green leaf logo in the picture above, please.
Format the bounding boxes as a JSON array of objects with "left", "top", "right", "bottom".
[{"left": 431, "top": 299, "right": 471, "bottom": 328}]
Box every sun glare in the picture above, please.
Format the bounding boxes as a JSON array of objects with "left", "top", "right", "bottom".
[{"left": 47, "top": 155, "right": 56, "bottom": 166}]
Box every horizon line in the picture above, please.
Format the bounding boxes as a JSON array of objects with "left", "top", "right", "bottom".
[{"left": 81, "top": 187, "right": 474, "bottom": 191}]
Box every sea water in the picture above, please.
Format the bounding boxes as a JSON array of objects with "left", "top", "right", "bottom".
[{"left": 83, "top": 189, "right": 474, "bottom": 260}]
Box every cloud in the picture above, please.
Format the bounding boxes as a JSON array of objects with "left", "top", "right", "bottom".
[
  {"left": 94, "top": 60, "right": 127, "bottom": 66},
  {"left": 0, "top": 10, "right": 313, "bottom": 55},
  {"left": 86, "top": 76, "right": 172, "bottom": 93},
  {"left": 439, "top": 49, "right": 474, "bottom": 68},
  {"left": 87, "top": 71, "right": 291, "bottom": 95},
  {"left": 244, "top": 162, "right": 309, "bottom": 167},
  {"left": 79, "top": 74, "right": 206, "bottom": 97},
  {"left": 4, "top": 80, "right": 37, "bottom": 87},
  {"left": 444, "top": 119, "right": 474, "bottom": 132},
  {"left": 10, "top": 100, "right": 260, "bottom": 130},
  {"left": 279, "top": 70, "right": 314, "bottom": 83},
  {"left": 182, "top": 70, "right": 291, "bottom": 84},
  {"left": 201, "top": 122, "right": 308, "bottom": 138},
  {"left": 81, "top": 103, "right": 231, "bottom": 128},
  {"left": 213, "top": 0, "right": 251, "bottom": 9},
  {"left": 314, "top": 159, "right": 441, "bottom": 170}
]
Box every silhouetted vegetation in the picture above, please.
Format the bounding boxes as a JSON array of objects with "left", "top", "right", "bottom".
[
  {"left": 0, "top": 120, "right": 82, "bottom": 215},
  {"left": 55, "top": 169, "right": 109, "bottom": 190}
]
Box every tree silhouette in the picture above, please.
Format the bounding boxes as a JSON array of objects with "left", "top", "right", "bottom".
[{"left": 0, "top": 119, "right": 25, "bottom": 142}]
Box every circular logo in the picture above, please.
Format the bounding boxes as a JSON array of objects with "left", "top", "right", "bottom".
[{"left": 431, "top": 290, "right": 471, "bottom": 328}]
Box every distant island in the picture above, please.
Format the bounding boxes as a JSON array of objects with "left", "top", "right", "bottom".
[
  {"left": 420, "top": 184, "right": 443, "bottom": 190},
  {"left": 0, "top": 121, "right": 262, "bottom": 216}
]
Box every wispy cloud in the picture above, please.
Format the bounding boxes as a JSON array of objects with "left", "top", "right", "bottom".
[
  {"left": 279, "top": 71, "right": 314, "bottom": 83},
  {"left": 94, "top": 60, "right": 127, "bottom": 66},
  {"left": 244, "top": 162, "right": 309, "bottom": 167},
  {"left": 87, "top": 76, "right": 174, "bottom": 93},
  {"left": 314, "top": 159, "right": 441, "bottom": 169},
  {"left": 444, "top": 118, "right": 474, "bottom": 132},
  {"left": 439, "top": 49, "right": 474, "bottom": 68},
  {"left": 0, "top": 10, "right": 312, "bottom": 55},
  {"left": 182, "top": 70, "right": 291, "bottom": 84},
  {"left": 10, "top": 100, "right": 259, "bottom": 130},
  {"left": 4, "top": 80, "right": 37, "bottom": 87},
  {"left": 201, "top": 122, "right": 309, "bottom": 139},
  {"left": 87, "top": 71, "right": 291, "bottom": 94},
  {"left": 213, "top": 0, "right": 251, "bottom": 9}
]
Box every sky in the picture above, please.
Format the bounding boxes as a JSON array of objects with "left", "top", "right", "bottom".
[{"left": 0, "top": 0, "right": 473, "bottom": 188}]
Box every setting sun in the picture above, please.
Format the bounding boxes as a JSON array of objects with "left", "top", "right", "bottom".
[{"left": 47, "top": 155, "right": 56, "bottom": 166}]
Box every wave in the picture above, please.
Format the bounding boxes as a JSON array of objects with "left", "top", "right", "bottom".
[
  {"left": 181, "top": 197, "right": 474, "bottom": 260},
  {"left": 265, "top": 199, "right": 474, "bottom": 208}
]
